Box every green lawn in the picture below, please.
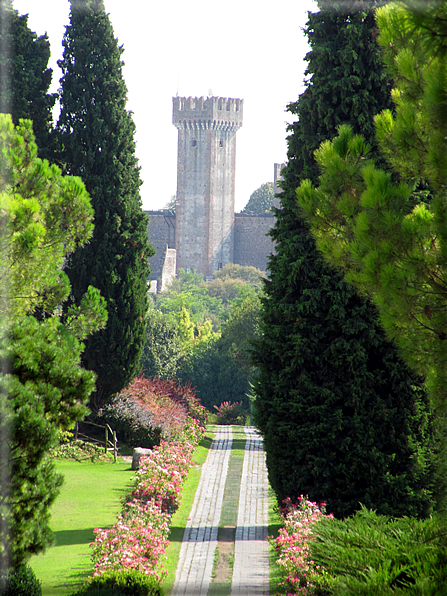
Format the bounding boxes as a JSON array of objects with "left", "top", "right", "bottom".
[{"left": 30, "top": 459, "right": 134, "bottom": 596}]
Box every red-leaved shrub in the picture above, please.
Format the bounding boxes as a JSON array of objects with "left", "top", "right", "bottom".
[{"left": 99, "top": 377, "right": 207, "bottom": 448}]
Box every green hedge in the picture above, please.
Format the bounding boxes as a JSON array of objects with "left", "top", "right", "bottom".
[{"left": 70, "top": 569, "right": 163, "bottom": 596}]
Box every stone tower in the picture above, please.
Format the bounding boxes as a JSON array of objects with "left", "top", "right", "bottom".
[{"left": 172, "top": 96, "right": 243, "bottom": 277}]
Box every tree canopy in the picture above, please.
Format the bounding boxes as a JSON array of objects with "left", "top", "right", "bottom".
[
  {"left": 58, "top": 0, "right": 154, "bottom": 409},
  {"left": 250, "top": 0, "right": 441, "bottom": 518},
  {"left": 241, "top": 182, "right": 275, "bottom": 214},
  {"left": 0, "top": 116, "right": 96, "bottom": 321},
  {"left": 0, "top": 114, "right": 106, "bottom": 570},
  {"left": 297, "top": 1, "right": 447, "bottom": 409},
  {"left": 0, "top": 0, "right": 56, "bottom": 160}
]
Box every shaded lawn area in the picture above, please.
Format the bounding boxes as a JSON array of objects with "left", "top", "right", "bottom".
[{"left": 30, "top": 459, "right": 134, "bottom": 596}]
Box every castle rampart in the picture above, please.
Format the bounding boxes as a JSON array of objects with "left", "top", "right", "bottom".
[{"left": 172, "top": 96, "right": 243, "bottom": 131}]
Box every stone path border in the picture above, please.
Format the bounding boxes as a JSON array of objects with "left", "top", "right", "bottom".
[
  {"left": 171, "top": 425, "right": 269, "bottom": 595},
  {"left": 231, "top": 426, "right": 269, "bottom": 595},
  {"left": 171, "top": 425, "right": 233, "bottom": 595}
]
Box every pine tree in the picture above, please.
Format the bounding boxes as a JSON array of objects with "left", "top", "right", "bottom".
[
  {"left": 0, "top": 114, "right": 104, "bottom": 570},
  {"left": 58, "top": 0, "right": 154, "bottom": 409},
  {"left": 0, "top": 0, "right": 56, "bottom": 159},
  {"left": 251, "top": 0, "right": 442, "bottom": 518}
]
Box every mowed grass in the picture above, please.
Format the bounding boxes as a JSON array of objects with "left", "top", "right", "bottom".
[{"left": 30, "top": 459, "right": 134, "bottom": 596}]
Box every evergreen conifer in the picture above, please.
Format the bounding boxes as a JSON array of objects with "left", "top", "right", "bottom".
[
  {"left": 58, "top": 0, "right": 154, "bottom": 409},
  {"left": 251, "top": 0, "right": 441, "bottom": 518},
  {"left": 0, "top": 0, "right": 56, "bottom": 160}
]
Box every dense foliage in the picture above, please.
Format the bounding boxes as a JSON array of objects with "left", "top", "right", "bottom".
[
  {"left": 99, "top": 377, "right": 207, "bottom": 448},
  {"left": 0, "top": 0, "right": 56, "bottom": 160},
  {"left": 0, "top": 565, "right": 42, "bottom": 596},
  {"left": 58, "top": 0, "right": 154, "bottom": 410},
  {"left": 310, "top": 507, "right": 447, "bottom": 594},
  {"left": 297, "top": 2, "right": 447, "bottom": 411},
  {"left": 177, "top": 294, "right": 260, "bottom": 411},
  {"left": 241, "top": 182, "right": 275, "bottom": 214},
  {"left": 72, "top": 570, "right": 163, "bottom": 596},
  {"left": 251, "top": 0, "right": 441, "bottom": 519},
  {"left": 140, "top": 309, "right": 184, "bottom": 380},
  {"left": 0, "top": 116, "right": 105, "bottom": 570},
  {"left": 142, "top": 265, "right": 263, "bottom": 411}
]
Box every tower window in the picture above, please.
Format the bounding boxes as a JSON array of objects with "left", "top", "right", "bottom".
[
  {"left": 192, "top": 140, "right": 197, "bottom": 147},
  {"left": 219, "top": 140, "right": 223, "bottom": 147}
]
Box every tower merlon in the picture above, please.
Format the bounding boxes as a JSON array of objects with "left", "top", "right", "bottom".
[{"left": 172, "top": 96, "right": 243, "bottom": 130}]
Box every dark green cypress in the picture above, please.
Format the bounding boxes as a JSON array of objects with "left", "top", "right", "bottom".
[
  {"left": 251, "top": 1, "right": 441, "bottom": 519},
  {"left": 0, "top": 0, "right": 56, "bottom": 160},
  {"left": 58, "top": 0, "right": 154, "bottom": 410}
]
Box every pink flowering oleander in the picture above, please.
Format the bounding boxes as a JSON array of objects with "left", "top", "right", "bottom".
[
  {"left": 269, "top": 496, "right": 333, "bottom": 596},
  {"left": 130, "top": 440, "right": 193, "bottom": 514},
  {"left": 89, "top": 414, "right": 205, "bottom": 581},
  {"left": 90, "top": 499, "right": 170, "bottom": 578}
]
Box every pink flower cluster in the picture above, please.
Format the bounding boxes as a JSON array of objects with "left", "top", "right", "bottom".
[
  {"left": 213, "top": 401, "right": 246, "bottom": 425},
  {"left": 270, "top": 496, "right": 333, "bottom": 596},
  {"left": 91, "top": 499, "right": 170, "bottom": 578},
  {"left": 130, "top": 439, "right": 194, "bottom": 515},
  {"left": 90, "top": 418, "right": 205, "bottom": 580}
]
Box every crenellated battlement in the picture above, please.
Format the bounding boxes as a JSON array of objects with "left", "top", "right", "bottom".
[{"left": 172, "top": 96, "right": 243, "bottom": 131}]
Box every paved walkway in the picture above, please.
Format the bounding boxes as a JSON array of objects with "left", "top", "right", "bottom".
[
  {"left": 231, "top": 427, "right": 269, "bottom": 595},
  {"left": 171, "top": 425, "right": 269, "bottom": 596}
]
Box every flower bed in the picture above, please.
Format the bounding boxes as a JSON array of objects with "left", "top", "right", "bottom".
[
  {"left": 89, "top": 416, "right": 205, "bottom": 584},
  {"left": 270, "top": 496, "right": 333, "bottom": 595}
]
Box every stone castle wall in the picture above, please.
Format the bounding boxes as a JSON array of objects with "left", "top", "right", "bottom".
[
  {"left": 146, "top": 211, "right": 176, "bottom": 287},
  {"left": 147, "top": 210, "right": 275, "bottom": 284},
  {"left": 233, "top": 213, "right": 275, "bottom": 271}
]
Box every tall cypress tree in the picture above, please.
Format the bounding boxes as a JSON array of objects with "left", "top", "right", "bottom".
[
  {"left": 58, "top": 0, "right": 154, "bottom": 410},
  {"left": 0, "top": 0, "right": 56, "bottom": 159},
  {"left": 251, "top": 0, "right": 442, "bottom": 519}
]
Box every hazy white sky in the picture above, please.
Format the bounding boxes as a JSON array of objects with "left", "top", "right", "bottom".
[{"left": 12, "top": 0, "right": 319, "bottom": 212}]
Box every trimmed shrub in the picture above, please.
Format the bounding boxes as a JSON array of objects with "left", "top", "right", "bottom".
[
  {"left": 0, "top": 566, "right": 42, "bottom": 596},
  {"left": 71, "top": 569, "right": 162, "bottom": 595}
]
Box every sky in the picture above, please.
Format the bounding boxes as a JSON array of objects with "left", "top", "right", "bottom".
[{"left": 12, "top": 0, "right": 319, "bottom": 212}]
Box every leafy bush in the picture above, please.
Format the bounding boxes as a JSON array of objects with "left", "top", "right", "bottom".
[
  {"left": 99, "top": 377, "right": 206, "bottom": 448},
  {"left": 310, "top": 507, "right": 447, "bottom": 594},
  {"left": 99, "top": 395, "right": 164, "bottom": 449},
  {"left": 0, "top": 565, "right": 42, "bottom": 596},
  {"left": 71, "top": 569, "right": 163, "bottom": 595},
  {"left": 213, "top": 401, "right": 247, "bottom": 425},
  {"left": 147, "top": 377, "right": 207, "bottom": 425}
]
